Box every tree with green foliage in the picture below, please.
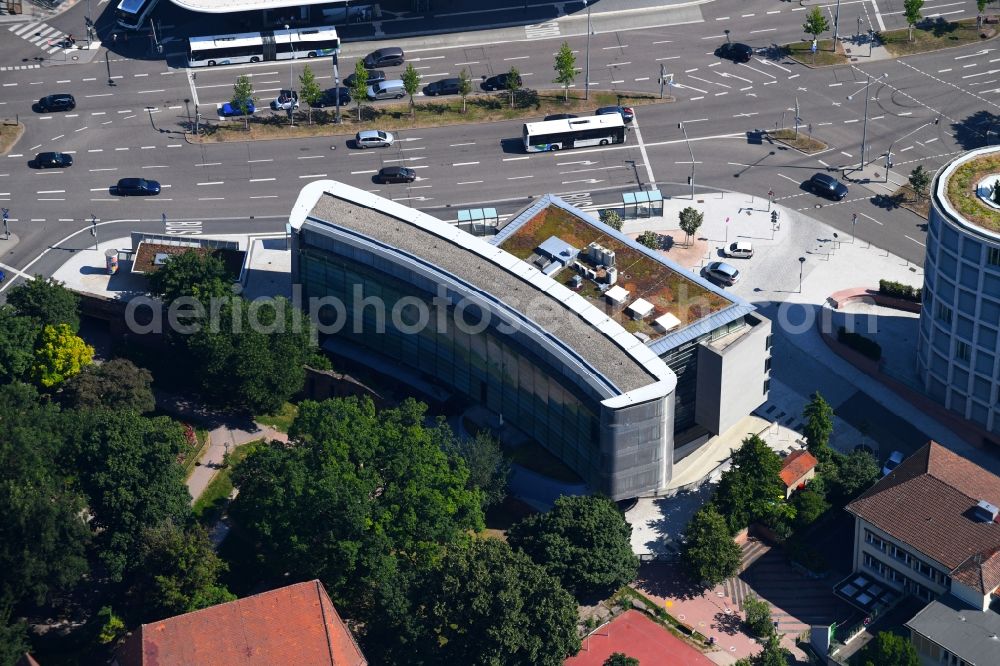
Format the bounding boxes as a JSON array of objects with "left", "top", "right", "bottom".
[
  {"left": 7, "top": 276, "right": 80, "bottom": 332},
  {"left": 553, "top": 41, "right": 577, "bottom": 101},
  {"left": 351, "top": 60, "right": 369, "bottom": 122},
  {"left": 508, "top": 495, "right": 638, "bottom": 599},
  {"left": 803, "top": 7, "right": 829, "bottom": 61},
  {"left": 441, "top": 429, "right": 510, "bottom": 509},
  {"left": 604, "top": 654, "right": 639, "bottom": 666},
  {"left": 0, "top": 383, "right": 90, "bottom": 609},
  {"left": 638, "top": 230, "right": 660, "bottom": 249},
  {"left": 0, "top": 610, "right": 29, "bottom": 666},
  {"left": 62, "top": 358, "right": 155, "bottom": 413},
  {"left": 680, "top": 504, "right": 741, "bottom": 586},
  {"left": 458, "top": 67, "right": 473, "bottom": 113},
  {"left": 791, "top": 487, "right": 830, "bottom": 528},
  {"left": 978, "top": 0, "right": 988, "bottom": 15},
  {"left": 231, "top": 74, "right": 256, "bottom": 130},
  {"left": 828, "top": 449, "right": 879, "bottom": 504},
  {"left": 147, "top": 249, "right": 231, "bottom": 303},
  {"left": 402, "top": 63, "right": 421, "bottom": 118},
  {"left": 131, "top": 520, "right": 235, "bottom": 622},
  {"left": 505, "top": 65, "right": 521, "bottom": 108},
  {"left": 96, "top": 606, "right": 126, "bottom": 645},
  {"left": 753, "top": 633, "right": 791, "bottom": 666},
  {"left": 32, "top": 323, "right": 94, "bottom": 387},
  {"left": 600, "top": 209, "right": 624, "bottom": 231},
  {"left": 714, "top": 434, "right": 787, "bottom": 533},
  {"left": 743, "top": 593, "right": 774, "bottom": 638},
  {"left": 904, "top": 0, "right": 924, "bottom": 42},
  {"left": 184, "top": 295, "right": 314, "bottom": 413},
  {"left": 298, "top": 64, "right": 322, "bottom": 125},
  {"left": 0, "top": 306, "right": 40, "bottom": 384},
  {"left": 857, "top": 631, "right": 920, "bottom": 666},
  {"left": 803, "top": 391, "right": 834, "bottom": 459},
  {"left": 414, "top": 538, "right": 580, "bottom": 665},
  {"left": 72, "top": 411, "right": 191, "bottom": 581},
  {"left": 230, "top": 397, "right": 484, "bottom": 607},
  {"left": 908, "top": 164, "right": 931, "bottom": 199},
  {"left": 678, "top": 206, "right": 704, "bottom": 246}
]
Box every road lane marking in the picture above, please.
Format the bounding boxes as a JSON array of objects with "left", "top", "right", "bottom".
[
  {"left": 249, "top": 178, "right": 276, "bottom": 182},
  {"left": 453, "top": 161, "right": 479, "bottom": 166},
  {"left": 197, "top": 181, "right": 224, "bottom": 185}
]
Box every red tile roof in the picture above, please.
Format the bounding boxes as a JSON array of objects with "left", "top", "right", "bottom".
[
  {"left": 779, "top": 449, "right": 818, "bottom": 488},
  {"left": 117, "top": 580, "right": 367, "bottom": 666},
  {"left": 846, "top": 442, "right": 1000, "bottom": 595}
]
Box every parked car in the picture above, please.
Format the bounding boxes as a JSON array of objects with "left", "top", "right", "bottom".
[
  {"left": 37, "top": 93, "right": 75, "bottom": 112},
  {"left": 595, "top": 105, "right": 634, "bottom": 122},
  {"left": 363, "top": 47, "right": 405, "bottom": 68},
  {"left": 724, "top": 241, "right": 754, "bottom": 259},
  {"left": 807, "top": 172, "right": 849, "bottom": 201},
  {"left": 34, "top": 152, "right": 73, "bottom": 168},
  {"left": 367, "top": 80, "right": 406, "bottom": 100},
  {"left": 702, "top": 261, "right": 740, "bottom": 286},
  {"left": 376, "top": 166, "right": 416, "bottom": 183},
  {"left": 544, "top": 113, "right": 578, "bottom": 121},
  {"left": 423, "top": 77, "right": 462, "bottom": 96},
  {"left": 881, "top": 450, "right": 904, "bottom": 477},
  {"left": 717, "top": 42, "right": 754, "bottom": 63},
  {"left": 221, "top": 101, "right": 255, "bottom": 116},
  {"left": 314, "top": 87, "right": 351, "bottom": 108},
  {"left": 115, "top": 178, "right": 160, "bottom": 196},
  {"left": 344, "top": 69, "right": 386, "bottom": 88},
  {"left": 270, "top": 89, "right": 299, "bottom": 111},
  {"left": 355, "top": 129, "right": 395, "bottom": 149},
  {"left": 482, "top": 72, "right": 522, "bottom": 91}
]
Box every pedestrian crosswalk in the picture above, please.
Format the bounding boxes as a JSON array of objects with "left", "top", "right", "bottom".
[
  {"left": 8, "top": 21, "right": 76, "bottom": 55},
  {"left": 525, "top": 22, "right": 560, "bottom": 40},
  {"left": 0, "top": 63, "right": 42, "bottom": 71}
]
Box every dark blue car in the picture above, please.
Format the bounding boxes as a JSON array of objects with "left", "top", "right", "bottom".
[
  {"left": 221, "top": 101, "right": 255, "bottom": 116},
  {"left": 116, "top": 178, "right": 161, "bottom": 196}
]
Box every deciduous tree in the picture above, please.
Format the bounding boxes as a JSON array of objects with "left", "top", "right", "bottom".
[
  {"left": 743, "top": 593, "right": 774, "bottom": 638},
  {"left": 508, "top": 495, "right": 638, "bottom": 598},
  {"left": 298, "top": 64, "right": 322, "bottom": 125},
  {"left": 638, "top": 230, "right": 660, "bottom": 249},
  {"left": 62, "top": 358, "right": 155, "bottom": 413},
  {"left": 32, "top": 323, "right": 94, "bottom": 387},
  {"left": 0, "top": 610, "right": 29, "bottom": 666},
  {"left": 753, "top": 633, "right": 791, "bottom": 666},
  {"left": 351, "top": 60, "right": 369, "bottom": 122},
  {"left": 908, "top": 165, "right": 931, "bottom": 198},
  {"left": 600, "top": 209, "right": 623, "bottom": 231},
  {"left": 828, "top": 449, "right": 879, "bottom": 503},
  {"left": 904, "top": 0, "right": 924, "bottom": 42},
  {"left": 458, "top": 68, "right": 473, "bottom": 113},
  {"left": 857, "top": 631, "right": 919, "bottom": 666},
  {"left": 505, "top": 65, "right": 521, "bottom": 108},
  {"left": 803, "top": 391, "right": 834, "bottom": 458},
  {"left": 7, "top": 276, "right": 80, "bottom": 332},
  {"left": 231, "top": 74, "right": 256, "bottom": 130},
  {"left": 680, "top": 504, "right": 741, "bottom": 586},
  {"left": 678, "top": 206, "right": 704, "bottom": 246},
  {"left": 714, "top": 434, "right": 786, "bottom": 533},
  {"left": 803, "top": 7, "right": 829, "bottom": 61},
  {"left": 0, "top": 306, "right": 40, "bottom": 384},
  {"left": 441, "top": 429, "right": 510, "bottom": 509},
  {"left": 147, "top": 249, "right": 231, "bottom": 303},
  {"left": 791, "top": 488, "right": 829, "bottom": 528},
  {"left": 553, "top": 41, "right": 577, "bottom": 101},
  {"left": 402, "top": 63, "right": 421, "bottom": 118},
  {"left": 604, "top": 654, "right": 639, "bottom": 666}
]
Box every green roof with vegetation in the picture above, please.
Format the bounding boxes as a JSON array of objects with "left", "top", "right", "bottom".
[{"left": 945, "top": 152, "right": 1000, "bottom": 234}]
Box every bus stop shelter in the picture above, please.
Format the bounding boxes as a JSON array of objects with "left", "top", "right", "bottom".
[
  {"left": 456, "top": 207, "right": 499, "bottom": 236},
  {"left": 622, "top": 189, "right": 663, "bottom": 219}
]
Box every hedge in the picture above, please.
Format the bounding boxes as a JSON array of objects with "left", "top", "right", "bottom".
[
  {"left": 878, "top": 279, "right": 922, "bottom": 303},
  {"left": 837, "top": 327, "right": 882, "bottom": 361}
]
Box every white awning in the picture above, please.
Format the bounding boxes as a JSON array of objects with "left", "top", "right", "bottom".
[{"left": 169, "top": 0, "right": 344, "bottom": 14}]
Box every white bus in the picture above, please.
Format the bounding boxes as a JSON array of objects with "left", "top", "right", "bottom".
[
  {"left": 115, "top": 0, "right": 159, "bottom": 30},
  {"left": 522, "top": 114, "right": 627, "bottom": 152},
  {"left": 187, "top": 26, "right": 340, "bottom": 68}
]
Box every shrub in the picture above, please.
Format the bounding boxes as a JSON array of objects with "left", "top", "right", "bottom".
[
  {"left": 837, "top": 327, "right": 882, "bottom": 361},
  {"left": 600, "top": 209, "right": 624, "bottom": 231},
  {"left": 878, "top": 279, "right": 922, "bottom": 302}
]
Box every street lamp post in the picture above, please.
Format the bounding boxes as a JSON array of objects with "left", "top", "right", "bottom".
[
  {"left": 798, "top": 257, "right": 806, "bottom": 293},
  {"left": 847, "top": 72, "right": 887, "bottom": 170},
  {"left": 852, "top": 212, "right": 858, "bottom": 242},
  {"left": 884, "top": 116, "right": 939, "bottom": 182},
  {"left": 833, "top": 0, "right": 842, "bottom": 42},
  {"left": 583, "top": 1, "right": 592, "bottom": 100},
  {"left": 724, "top": 29, "right": 731, "bottom": 44},
  {"left": 106, "top": 48, "right": 114, "bottom": 86},
  {"left": 285, "top": 24, "right": 293, "bottom": 89},
  {"left": 679, "top": 122, "right": 695, "bottom": 200}
]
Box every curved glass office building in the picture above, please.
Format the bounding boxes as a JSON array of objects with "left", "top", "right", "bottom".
[
  {"left": 290, "top": 181, "right": 771, "bottom": 499},
  {"left": 919, "top": 146, "right": 1000, "bottom": 436}
]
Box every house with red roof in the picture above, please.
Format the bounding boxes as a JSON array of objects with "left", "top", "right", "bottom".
[
  {"left": 114, "top": 580, "right": 367, "bottom": 666},
  {"left": 779, "top": 449, "right": 818, "bottom": 499}
]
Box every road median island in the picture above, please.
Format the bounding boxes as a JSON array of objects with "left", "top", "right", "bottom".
[
  {"left": 0, "top": 121, "right": 25, "bottom": 155},
  {"left": 784, "top": 38, "right": 849, "bottom": 67},
  {"left": 769, "top": 129, "right": 828, "bottom": 154},
  {"left": 189, "top": 90, "right": 669, "bottom": 144},
  {"left": 879, "top": 17, "right": 995, "bottom": 57}
]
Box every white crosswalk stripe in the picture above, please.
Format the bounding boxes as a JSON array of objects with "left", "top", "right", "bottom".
[
  {"left": 0, "top": 64, "right": 42, "bottom": 71},
  {"left": 8, "top": 21, "right": 70, "bottom": 54},
  {"left": 525, "top": 22, "right": 560, "bottom": 39}
]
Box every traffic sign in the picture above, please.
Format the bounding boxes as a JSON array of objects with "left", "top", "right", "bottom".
[{"left": 1, "top": 208, "right": 8, "bottom": 220}]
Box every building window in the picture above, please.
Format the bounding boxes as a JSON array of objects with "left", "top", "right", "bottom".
[
  {"left": 764, "top": 357, "right": 772, "bottom": 373},
  {"left": 865, "top": 529, "right": 887, "bottom": 552},
  {"left": 936, "top": 301, "right": 953, "bottom": 324},
  {"left": 956, "top": 340, "right": 971, "bottom": 363},
  {"left": 890, "top": 544, "right": 912, "bottom": 566},
  {"left": 765, "top": 334, "right": 773, "bottom": 350},
  {"left": 763, "top": 379, "right": 770, "bottom": 395},
  {"left": 989, "top": 246, "right": 1000, "bottom": 267}
]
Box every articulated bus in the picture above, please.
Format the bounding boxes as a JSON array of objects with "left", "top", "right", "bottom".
[
  {"left": 115, "top": 0, "right": 159, "bottom": 30},
  {"left": 187, "top": 26, "right": 339, "bottom": 68},
  {"left": 522, "top": 114, "right": 626, "bottom": 153}
]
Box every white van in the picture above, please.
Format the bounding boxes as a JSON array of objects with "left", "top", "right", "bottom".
[
  {"left": 724, "top": 241, "right": 754, "bottom": 259},
  {"left": 367, "top": 79, "right": 406, "bottom": 100}
]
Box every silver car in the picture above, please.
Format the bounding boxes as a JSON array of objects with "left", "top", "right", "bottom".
[
  {"left": 703, "top": 261, "right": 740, "bottom": 285},
  {"left": 355, "top": 130, "right": 395, "bottom": 149}
]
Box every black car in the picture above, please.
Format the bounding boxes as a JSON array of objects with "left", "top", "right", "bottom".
[
  {"left": 717, "top": 42, "right": 754, "bottom": 63},
  {"left": 344, "top": 69, "right": 386, "bottom": 88},
  {"left": 363, "top": 47, "right": 405, "bottom": 69},
  {"left": 807, "top": 172, "right": 849, "bottom": 201},
  {"left": 423, "top": 78, "right": 462, "bottom": 96},
  {"left": 314, "top": 87, "right": 351, "bottom": 108},
  {"left": 377, "top": 166, "right": 416, "bottom": 184},
  {"left": 34, "top": 152, "right": 73, "bottom": 168},
  {"left": 115, "top": 178, "right": 161, "bottom": 196},
  {"left": 595, "top": 105, "right": 634, "bottom": 122},
  {"left": 482, "top": 72, "right": 522, "bottom": 91},
  {"left": 37, "top": 94, "right": 75, "bottom": 112},
  {"left": 544, "top": 113, "right": 578, "bottom": 121}
]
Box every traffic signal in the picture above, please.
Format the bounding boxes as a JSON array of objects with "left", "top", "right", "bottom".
[{"left": 771, "top": 210, "right": 778, "bottom": 225}]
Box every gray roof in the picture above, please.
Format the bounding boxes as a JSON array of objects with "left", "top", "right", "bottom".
[
  {"left": 495, "top": 194, "right": 756, "bottom": 355},
  {"left": 905, "top": 597, "right": 1000, "bottom": 666},
  {"left": 294, "top": 182, "right": 672, "bottom": 396}
]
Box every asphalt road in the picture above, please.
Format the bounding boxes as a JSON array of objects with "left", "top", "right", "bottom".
[{"left": 0, "top": 0, "right": 992, "bottom": 282}]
